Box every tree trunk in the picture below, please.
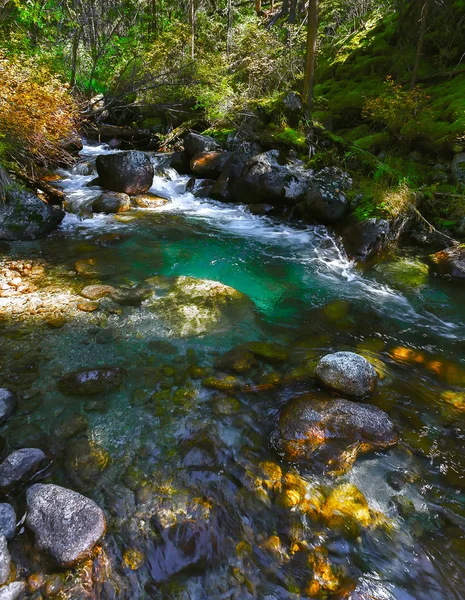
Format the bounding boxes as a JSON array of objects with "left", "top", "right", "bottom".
[
  {"left": 227, "top": 0, "right": 233, "bottom": 55},
  {"left": 410, "top": 0, "right": 430, "bottom": 89},
  {"left": 190, "top": 0, "right": 195, "bottom": 59},
  {"left": 70, "top": 28, "right": 80, "bottom": 88},
  {"left": 289, "top": 0, "right": 296, "bottom": 24},
  {"left": 255, "top": 0, "right": 261, "bottom": 16},
  {"left": 303, "top": 0, "right": 318, "bottom": 112}
]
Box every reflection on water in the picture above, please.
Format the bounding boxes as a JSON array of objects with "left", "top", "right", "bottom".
[{"left": 0, "top": 142, "right": 464, "bottom": 598}]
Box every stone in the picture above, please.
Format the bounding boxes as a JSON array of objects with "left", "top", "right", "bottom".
[
  {"left": 190, "top": 151, "right": 231, "bottom": 179},
  {"left": 96, "top": 151, "right": 154, "bottom": 194},
  {"left": 0, "top": 448, "right": 47, "bottom": 489},
  {"left": 0, "top": 534, "right": 10, "bottom": 584},
  {"left": 184, "top": 133, "right": 220, "bottom": 158},
  {"left": 342, "top": 217, "right": 391, "bottom": 262},
  {"left": 58, "top": 367, "right": 123, "bottom": 396},
  {"left": 0, "top": 504, "right": 16, "bottom": 541},
  {"left": 72, "top": 161, "right": 94, "bottom": 176},
  {"left": 0, "top": 389, "right": 16, "bottom": 425},
  {"left": 272, "top": 395, "right": 398, "bottom": 474},
  {"left": 315, "top": 351, "right": 378, "bottom": 397},
  {"left": 26, "top": 484, "right": 106, "bottom": 567},
  {"left": 245, "top": 341, "right": 289, "bottom": 364},
  {"left": 80, "top": 285, "right": 117, "bottom": 300},
  {"left": 170, "top": 150, "right": 191, "bottom": 175},
  {"left": 132, "top": 194, "right": 168, "bottom": 208},
  {"left": 77, "top": 300, "right": 99, "bottom": 312},
  {"left": 429, "top": 245, "right": 465, "bottom": 280},
  {"left": 92, "top": 191, "right": 131, "bottom": 214},
  {"left": 452, "top": 153, "right": 465, "bottom": 185},
  {"left": 215, "top": 347, "right": 258, "bottom": 374},
  {"left": 0, "top": 582, "right": 27, "bottom": 600},
  {"left": 303, "top": 168, "right": 352, "bottom": 224}
]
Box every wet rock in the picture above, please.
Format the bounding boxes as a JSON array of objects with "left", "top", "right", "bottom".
[
  {"left": 0, "top": 448, "right": 47, "bottom": 489},
  {"left": 27, "top": 573, "right": 44, "bottom": 593},
  {"left": 95, "top": 327, "right": 119, "bottom": 344},
  {"left": 210, "top": 155, "right": 248, "bottom": 202},
  {"left": 0, "top": 534, "right": 10, "bottom": 584},
  {"left": 64, "top": 438, "right": 110, "bottom": 489},
  {"left": 232, "top": 150, "right": 312, "bottom": 206},
  {"left": 96, "top": 151, "right": 154, "bottom": 194},
  {"left": 212, "top": 396, "right": 241, "bottom": 416},
  {"left": 58, "top": 367, "right": 124, "bottom": 396},
  {"left": 245, "top": 341, "right": 289, "bottom": 364},
  {"left": 170, "top": 150, "right": 191, "bottom": 175},
  {"left": 72, "top": 161, "right": 94, "bottom": 176},
  {"left": 342, "top": 217, "right": 391, "bottom": 262},
  {"left": 184, "top": 133, "right": 220, "bottom": 158},
  {"left": 92, "top": 192, "right": 131, "bottom": 214},
  {"left": 80, "top": 285, "right": 117, "bottom": 300},
  {"left": 215, "top": 347, "right": 258, "bottom": 374},
  {"left": 0, "top": 389, "right": 16, "bottom": 425},
  {"left": 0, "top": 504, "right": 16, "bottom": 541},
  {"left": 0, "top": 176, "right": 64, "bottom": 241},
  {"left": 429, "top": 246, "right": 465, "bottom": 280},
  {"left": 190, "top": 151, "right": 231, "bottom": 179},
  {"left": 315, "top": 352, "right": 378, "bottom": 397},
  {"left": 53, "top": 414, "right": 88, "bottom": 440},
  {"left": 132, "top": 194, "right": 168, "bottom": 208},
  {"left": 26, "top": 483, "right": 106, "bottom": 567},
  {"left": 202, "top": 376, "right": 241, "bottom": 393},
  {"left": 0, "top": 582, "right": 26, "bottom": 600},
  {"left": 452, "top": 153, "right": 465, "bottom": 185},
  {"left": 77, "top": 300, "right": 99, "bottom": 312},
  {"left": 44, "top": 575, "right": 63, "bottom": 597},
  {"left": 302, "top": 168, "right": 352, "bottom": 224},
  {"left": 146, "top": 276, "right": 253, "bottom": 338},
  {"left": 272, "top": 395, "right": 398, "bottom": 474}
]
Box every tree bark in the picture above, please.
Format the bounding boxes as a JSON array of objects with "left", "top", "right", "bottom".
[
  {"left": 255, "top": 0, "right": 261, "bottom": 16},
  {"left": 227, "top": 0, "right": 233, "bottom": 55},
  {"left": 190, "top": 0, "right": 195, "bottom": 59},
  {"left": 303, "top": 0, "right": 318, "bottom": 112},
  {"left": 410, "top": 0, "right": 430, "bottom": 89}
]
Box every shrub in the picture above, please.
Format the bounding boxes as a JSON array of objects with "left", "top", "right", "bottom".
[{"left": 0, "top": 52, "right": 79, "bottom": 168}]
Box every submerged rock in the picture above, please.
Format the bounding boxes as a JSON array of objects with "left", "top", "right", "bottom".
[
  {"left": 215, "top": 347, "right": 258, "bottom": 374},
  {"left": 429, "top": 245, "right": 465, "bottom": 280},
  {"left": 58, "top": 367, "right": 124, "bottom": 396},
  {"left": 64, "top": 438, "right": 110, "bottom": 490},
  {"left": 272, "top": 395, "right": 397, "bottom": 474},
  {"left": 0, "top": 448, "right": 47, "bottom": 489},
  {"left": 0, "top": 389, "right": 17, "bottom": 425},
  {"left": 96, "top": 151, "right": 154, "bottom": 194},
  {"left": 245, "top": 341, "right": 289, "bottom": 364},
  {"left": 146, "top": 276, "right": 253, "bottom": 338},
  {"left": 315, "top": 352, "right": 378, "bottom": 397},
  {"left": 26, "top": 484, "right": 106, "bottom": 567},
  {"left": 0, "top": 504, "right": 16, "bottom": 541},
  {"left": 92, "top": 191, "right": 131, "bottom": 214}
]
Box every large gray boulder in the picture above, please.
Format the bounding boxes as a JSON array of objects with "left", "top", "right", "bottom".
[
  {"left": 0, "top": 389, "right": 16, "bottom": 425},
  {"left": 315, "top": 351, "right": 378, "bottom": 397},
  {"left": 271, "top": 395, "right": 397, "bottom": 474},
  {"left": 342, "top": 217, "right": 391, "bottom": 262},
  {"left": 0, "top": 534, "right": 10, "bottom": 585},
  {"left": 303, "top": 167, "right": 352, "bottom": 224},
  {"left": 184, "top": 133, "right": 220, "bottom": 158},
  {"left": 231, "top": 150, "right": 312, "bottom": 205},
  {"left": 26, "top": 484, "right": 106, "bottom": 567},
  {"left": 96, "top": 151, "right": 154, "bottom": 194},
  {"left": 0, "top": 448, "right": 47, "bottom": 490},
  {"left": 0, "top": 167, "right": 64, "bottom": 240},
  {"left": 0, "top": 504, "right": 16, "bottom": 541},
  {"left": 429, "top": 245, "right": 465, "bottom": 280}
]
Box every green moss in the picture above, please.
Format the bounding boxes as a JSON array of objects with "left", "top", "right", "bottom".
[
  {"left": 273, "top": 127, "right": 307, "bottom": 151},
  {"left": 354, "top": 132, "right": 392, "bottom": 152}
]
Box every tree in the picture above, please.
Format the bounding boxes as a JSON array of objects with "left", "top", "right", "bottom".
[
  {"left": 410, "top": 0, "right": 430, "bottom": 89},
  {"left": 302, "top": 0, "right": 318, "bottom": 111}
]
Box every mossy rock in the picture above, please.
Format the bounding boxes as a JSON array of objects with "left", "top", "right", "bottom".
[{"left": 354, "top": 132, "right": 392, "bottom": 153}]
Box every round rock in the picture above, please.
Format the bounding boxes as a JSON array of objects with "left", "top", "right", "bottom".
[
  {"left": 0, "top": 582, "right": 26, "bottom": 600},
  {"left": 0, "top": 448, "right": 47, "bottom": 489},
  {"left": 96, "top": 151, "right": 154, "bottom": 195},
  {"left": 0, "top": 534, "right": 10, "bottom": 585},
  {"left": 315, "top": 351, "right": 378, "bottom": 397},
  {"left": 92, "top": 192, "right": 130, "bottom": 214},
  {"left": 0, "top": 389, "right": 17, "bottom": 425},
  {"left": 26, "top": 484, "right": 106, "bottom": 567},
  {"left": 272, "top": 395, "right": 398, "bottom": 475},
  {"left": 58, "top": 367, "right": 124, "bottom": 396},
  {"left": 0, "top": 504, "right": 16, "bottom": 541}
]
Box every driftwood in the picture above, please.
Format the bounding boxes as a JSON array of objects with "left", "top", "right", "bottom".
[{"left": 82, "top": 123, "right": 160, "bottom": 150}]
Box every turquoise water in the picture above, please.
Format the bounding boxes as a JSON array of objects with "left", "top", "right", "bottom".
[{"left": 1, "top": 143, "right": 465, "bottom": 598}]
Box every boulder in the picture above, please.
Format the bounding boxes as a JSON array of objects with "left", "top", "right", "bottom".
[
  {"left": 342, "top": 217, "right": 391, "bottom": 262},
  {"left": 231, "top": 150, "right": 312, "bottom": 206},
  {"left": 271, "top": 395, "right": 398, "bottom": 474},
  {"left": 26, "top": 484, "right": 106, "bottom": 567},
  {"left": 58, "top": 367, "right": 124, "bottom": 396},
  {"left": 452, "top": 153, "right": 465, "bottom": 185},
  {"left": 0, "top": 582, "right": 26, "bottom": 600},
  {"left": 92, "top": 192, "right": 130, "bottom": 214},
  {"left": 0, "top": 389, "right": 16, "bottom": 425},
  {"left": 190, "top": 151, "right": 231, "bottom": 179},
  {"left": 132, "top": 194, "right": 168, "bottom": 208},
  {"left": 302, "top": 168, "right": 352, "bottom": 224},
  {"left": 184, "top": 133, "right": 220, "bottom": 158},
  {"left": 429, "top": 245, "right": 465, "bottom": 280},
  {"left": 315, "top": 352, "right": 378, "bottom": 397},
  {"left": 0, "top": 448, "right": 47, "bottom": 490},
  {"left": 210, "top": 156, "right": 248, "bottom": 202},
  {"left": 145, "top": 276, "right": 253, "bottom": 338},
  {"left": 96, "top": 151, "right": 154, "bottom": 194},
  {"left": 0, "top": 535, "right": 9, "bottom": 585},
  {"left": 170, "top": 150, "right": 191, "bottom": 175},
  {"left": 0, "top": 504, "right": 16, "bottom": 541},
  {"left": 0, "top": 179, "right": 64, "bottom": 241},
  {"left": 80, "top": 284, "right": 118, "bottom": 300},
  {"left": 282, "top": 91, "right": 303, "bottom": 128},
  {"left": 186, "top": 178, "right": 216, "bottom": 198}
]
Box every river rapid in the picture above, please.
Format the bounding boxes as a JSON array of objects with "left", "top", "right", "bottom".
[{"left": 1, "top": 141, "right": 465, "bottom": 599}]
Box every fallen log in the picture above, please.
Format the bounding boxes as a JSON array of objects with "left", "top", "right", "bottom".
[{"left": 82, "top": 123, "right": 160, "bottom": 151}]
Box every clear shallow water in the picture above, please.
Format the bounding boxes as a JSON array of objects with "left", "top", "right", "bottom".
[{"left": 2, "top": 142, "right": 465, "bottom": 598}]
